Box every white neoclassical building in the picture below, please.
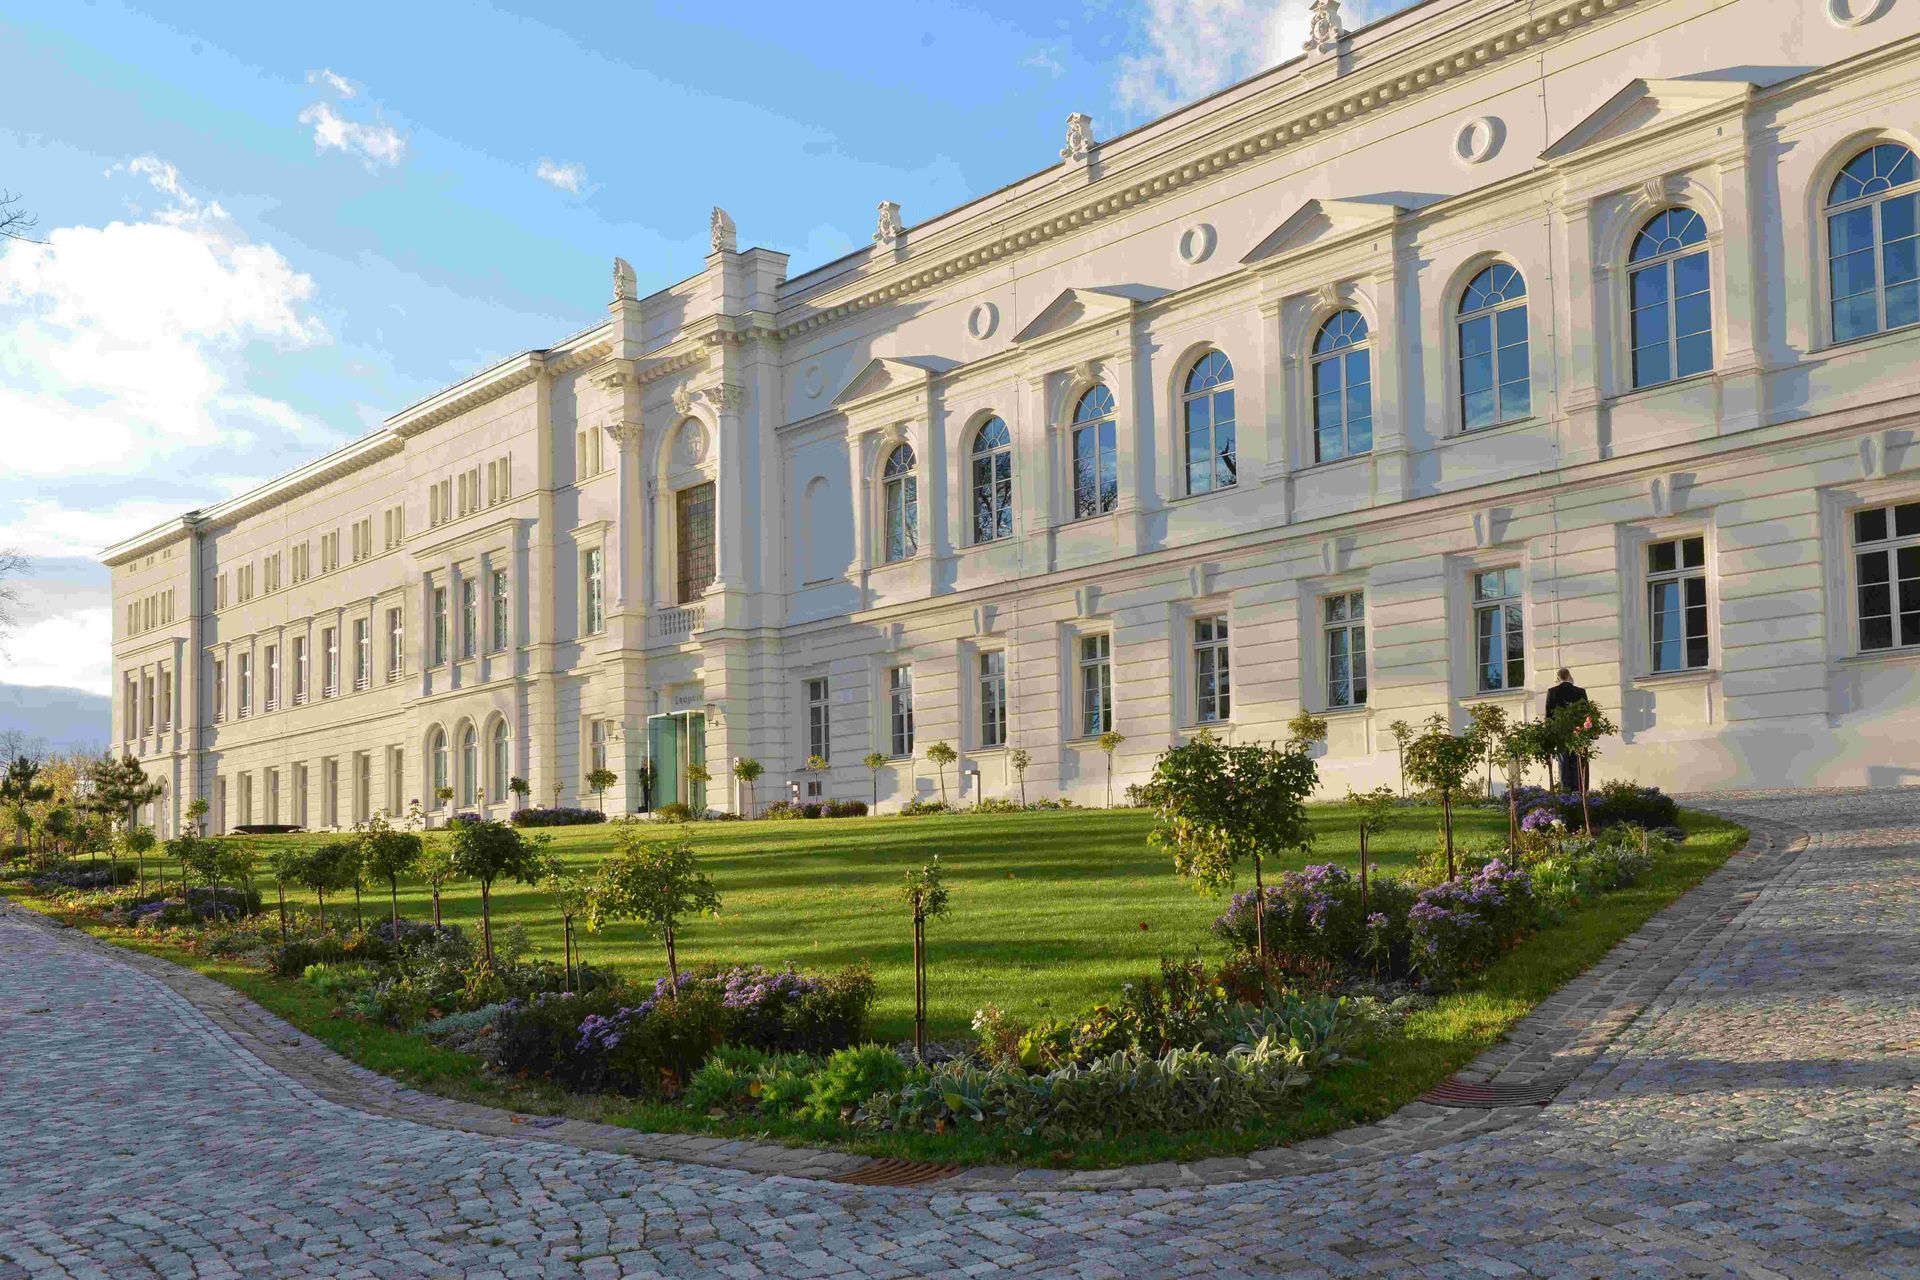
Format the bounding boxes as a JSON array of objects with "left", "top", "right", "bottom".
[{"left": 106, "top": 0, "right": 1920, "bottom": 831}]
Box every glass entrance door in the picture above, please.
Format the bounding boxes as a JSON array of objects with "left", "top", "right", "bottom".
[{"left": 645, "top": 711, "right": 707, "bottom": 812}]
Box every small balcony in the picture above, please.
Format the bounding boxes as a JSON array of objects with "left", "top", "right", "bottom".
[{"left": 654, "top": 604, "right": 705, "bottom": 640}]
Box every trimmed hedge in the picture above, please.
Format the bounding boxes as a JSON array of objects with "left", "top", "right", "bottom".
[{"left": 510, "top": 806, "right": 608, "bottom": 828}]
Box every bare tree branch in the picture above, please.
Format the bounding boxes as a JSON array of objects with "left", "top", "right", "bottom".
[
  {"left": 0, "top": 548, "right": 27, "bottom": 657},
  {"left": 0, "top": 190, "right": 44, "bottom": 245}
]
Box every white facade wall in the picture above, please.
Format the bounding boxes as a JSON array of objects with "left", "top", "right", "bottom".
[{"left": 106, "top": 0, "right": 1920, "bottom": 827}]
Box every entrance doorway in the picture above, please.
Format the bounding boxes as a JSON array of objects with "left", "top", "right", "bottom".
[{"left": 645, "top": 711, "right": 707, "bottom": 812}]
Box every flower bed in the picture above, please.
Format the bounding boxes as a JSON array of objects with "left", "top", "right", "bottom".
[{"left": 509, "top": 807, "right": 608, "bottom": 828}]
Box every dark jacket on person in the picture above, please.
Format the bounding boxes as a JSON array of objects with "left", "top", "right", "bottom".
[{"left": 1545, "top": 679, "right": 1588, "bottom": 717}]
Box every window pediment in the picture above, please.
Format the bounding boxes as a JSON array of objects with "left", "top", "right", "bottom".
[
  {"left": 829, "top": 355, "right": 954, "bottom": 410},
  {"left": 1541, "top": 77, "right": 1755, "bottom": 163},
  {"left": 1012, "top": 285, "right": 1168, "bottom": 344},
  {"left": 1241, "top": 197, "right": 1405, "bottom": 266}
]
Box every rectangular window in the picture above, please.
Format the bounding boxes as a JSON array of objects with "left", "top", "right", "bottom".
[
  {"left": 1079, "top": 633, "right": 1113, "bottom": 737},
  {"left": 1193, "top": 615, "right": 1231, "bottom": 724},
  {"left": 1854, "top": 500, "right": 1920, "bottom": 652},
  {"left": 1647, "top": 536, "right": 1710, "bottom": 672},
  {"left": 1071, "top": 419, "right": 1118, "bottom": 519},
  {"left": 216, "top": 573, "right": 228, "bottom": 610},
  {"left": 237, "top": 652, "right": 252, "bottom": 718},
  {"left": 141, "top": 674, "right": 154, "bottom": 736},
  {"left": 322, "top": 759, "right": 338, "bottom": 828},
  {"left": 354, "top": 752, "right": 371, "bottom": 825},
  {"left": 263, "top": 645, "right": 279, "bottom": 711},
  {"left": 265, "top": 768, "right": 280, "bottom": 826},
  {"left": 676, "top": 483, "right": 716, "bottom": 603},
  {"left": 1472, "top": 568, "right": 1525, "bottom": 692},
  {"left": 460, "top": 577, "right": 478, "bottom": 659},
  {"left": 432, "top": 587, "right": 448, "bottom": 665},
  {"left": 322, "top": 627, "right": 338, "bottom": 697},
  {"left": 354, "top": 618, "right": 371, "bottom": 689},
  {"left": 888, "top": 666, "right": 915, "bottom": 758},
  {"left": 387, "top": 748, "right": 404, "bottom": 818},
  {"left": 978, "top": 651, "right": 1007, "bottom": 749},
  {"left": 292, "top": 763, "right": 308, "bottom": 829},
  {"left": 159, "top": 671, "right": 172, "bottom": 732},
  {"left": 490, "top": 570, "right": 509, "bottom": 651},
  {"left": 806, "top": 677, "right": 831, "bottom": 762},
  {"left": 292, "top": 636, "right": 307, "bottom": 704},
  {"left": 590, "top": 720, "right": 609, "bottom": 776},
  {"left": 1324, "top": 591, "right": 1367, "bottom": 708},
  {"left": 387, "top": 606, "right": 405, "bottom": 679},
  {"left": 584, "top": 547, "right": 605, "bottom": 635},
  {"left": 213, "top": 658, "right": 226, "bottom": 723}
]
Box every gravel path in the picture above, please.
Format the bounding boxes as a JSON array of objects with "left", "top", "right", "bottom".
[{"left": 2, "top": 789, "right": 1916, "bottom": 1278}]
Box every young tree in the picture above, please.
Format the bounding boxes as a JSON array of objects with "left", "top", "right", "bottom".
[
  {"left": 1498, "top": 720, "right": 1554, "bottom": 851},
  {"left": 899, "top": 857, "right": 951, "bottom": 1060},
  {"left": 1387, "top": 720, "right": 1415, "bottom": 797},
  {"left": 448, "top": 818, "right": 547, "bottom": 964},
  {"left": 801, "top": 754, "right": 830, "bottom": 803},
  {"left": 540, "top": 854, "right": 593, "bottom": 992},
  {"left": 1346, "top": 786, "right": 1397, "bottom": 917},
  {"left": 357, "top": 813, "right": 424, "bottom": 929},
  {"left": 87, "top": 753, "right": 164, "bottom": 833},
  {"left": 731, "top": 757, "right": 763, "bottom": 819},
  {"left": 184, "top": 797, "right": 209, "bottom": 838},
  {"left": 434, "top": 785, "right": 455, "bottom": 824},
  {"left": 1144, "top": 734, "right": 1318, "bottom": 973},
  {"left": 218, "top": 842, "right": 258, "bottom": 920},
  {"left": 508, "top": 776, "right": 531, "bottom": 811},
  {"left": 122, "top": 824, "right": 154, "bottom": 894},
  {"left": 301, "top": 840, "right": 364, "bottom": 930},
  {"left": 861, "top": 751, "right": 887, "bottom": 810},
  {"left": 267, "top": 847, "right": 303, "bottom": 943},
  {"left": 924, "top": 741, "right": 957, "bottom": 808},
  {"left": 1403, "top": 713, "right": 1481, "bottom": 880},
  {"left": 1097, "top": 731, "right": 1126, "bottom": 808},
  {"left": 1465, "top": 702, "right": 1510, "bottom": 800},
  {"left": 416, "top": 835, "right": 458, "bottom": 927},
  {"left": 1546, "top": 702, "right": 1618, "bottom": 837},
  {"left": 1, "top": 756, "right": 51, "bottom": 852},
  {"left": 585, "top": 826, "right": 719, "bottom": 996},
  {"left": 1009, "top": 747, "right": 1032, "bottom": 807},
  {"left": 583, "top": 767, "right": 614, "bottom": 817},
  {"left": 1286, "top": 710, "right": 1329, "bottom": 747},
  {"left": 684, "top": 764, "right": 711, "bottom": 813}
]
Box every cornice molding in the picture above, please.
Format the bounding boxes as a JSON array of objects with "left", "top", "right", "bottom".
[{"left": 778, "top": 0, "right": 1644, "bottom": 339}]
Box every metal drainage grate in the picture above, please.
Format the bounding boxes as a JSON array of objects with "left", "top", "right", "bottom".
[
  {"left": 1419, "top": 1076, "right": 1569, "bottom": 1109},
  {"left": 832, "top": 1158, "right": 963, "bottom": 1187}
]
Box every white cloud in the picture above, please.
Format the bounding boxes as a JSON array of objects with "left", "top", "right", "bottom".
[
  {"left": 4, "top": 605, "right": 111, "bottom": 693},
  {"left": 299, "top": 100, "right": 408, "bottom": 169},
  {"left": 1114, "top": 0, "right": 1390, "bottom": 119},
  {"left": 1023, "top": 47, "right": 1066, "bottom": 78},
  {"left": 307, "top": 67, "right": 357, "bottom": 98},
  {"left": 535, "top": 158, "right": 587, "bottom": 195},
  {"left": 0, "top": 499, "right": 202, "bottom": 560},
  {"left": 0, "top": 158, "right": 325, "bottom": 482}
]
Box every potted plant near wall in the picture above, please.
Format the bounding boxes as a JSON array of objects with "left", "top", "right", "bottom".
[
  {"left": 731, "top": 758, "right": 762, "bottom": 819},
  {"left": 507, "top": 776, "right": 530, "bottom": 813}
]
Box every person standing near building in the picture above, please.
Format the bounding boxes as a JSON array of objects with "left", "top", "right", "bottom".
[{"left": 1544, "top": 667, "right": 1589, "bottom": 793}]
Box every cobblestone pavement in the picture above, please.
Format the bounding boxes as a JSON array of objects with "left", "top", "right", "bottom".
[{"left": 2, "top": 790, "right": 1917, "bottom": 1279}]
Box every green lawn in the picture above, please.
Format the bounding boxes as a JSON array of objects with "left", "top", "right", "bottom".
[
  {"left": 232, "top": 803, "right": 1509, "bottom": 1040},
  {"left": 5, "top": 803, "right": 1749, "bottom": 1167}
]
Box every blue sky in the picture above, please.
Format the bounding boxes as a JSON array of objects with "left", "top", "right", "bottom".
[{"left": 0, "top": 0, "right": 1394, "bottom": 695}]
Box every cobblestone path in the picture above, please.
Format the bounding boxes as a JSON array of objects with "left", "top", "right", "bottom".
[{"left": 2, "top": 791, "right": 1916, "bottom": 1278}]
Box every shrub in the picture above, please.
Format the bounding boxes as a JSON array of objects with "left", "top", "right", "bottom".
[
  {"left": 31, "top": 863, "right": 136, "bottom": 890},
  {"left": 898, "top": 799, "right": 951, "bottom": 817},
  {"left": 270, "top": 938, "right": 350, "bottom": 978},
  {"left": 1407, "top": 860, "right": 1535, "bottom": 987},
  {"left": 805, "top": 1044, "right": 908, "bottom": 1121},
  {"left": 824, "top": 799, "right": 869, "bottom": 818},
  {"left": 684, "top": 1045, "right": 818, "bottom": 1117},
  {"left": 510, "top": 807, "right": 607, "bottom": 828},
  {"left": 760, "top": 801, "right": 804, "bottom": 820},
  {"left": 1213, "top": 866, "right": 1419, "bottom": 984},
  {"left": 974, "top": 797, "right": 1022, "bottom": 814},
  {"left": 599, "top": 985, "right": 726, "bottom": 1097},
  {"left": 301, "top": 962, "right": 381, "bottom": 999},
  {"left": 652, "top": 803, "right": 695, "bottom": 823},
  {"left": 491, "top": 990, "right": 613, "bottom": 1087},
  {"left": 1509, "top": 782, "right": 1678, "bottom": 834}
]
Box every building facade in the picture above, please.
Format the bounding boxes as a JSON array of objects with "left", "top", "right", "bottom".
[{"left": 105, "top": 0, "right": 1920, "bottom": 832}]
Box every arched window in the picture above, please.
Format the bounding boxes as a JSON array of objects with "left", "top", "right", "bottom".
[
  {"left": 1457, "top": 265, "right": 1529, "bottom": 429},
  {"left": 1311, "top": 310, "right": 1372, "bottom": 463},
  {"left": 881, "top": 443, "right": 918, "bottom": 563},
  {"left": 970, "top": 417, "right": 1014, "bottom": 543},
  {"left": 1628, "top": 208, "right": 1712, "bottom": 388},
  {"left": 1827, "top": 142, "right": 1919, "bottom": 343},
  {"left": 490, "top": 720, "right": 510, "bottom": 805},
  {"left": 1070, "top": 385, "right": 1118, "bottom": 519},
  {"left": 459, "top": 725, "right": 478, "bottom": 808},
  {"left": 1182, "top": 351, "right": 1236, "bottom": 495},
  {"left": 429, "top": 728, "right": 448, "bottom": 803}
]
